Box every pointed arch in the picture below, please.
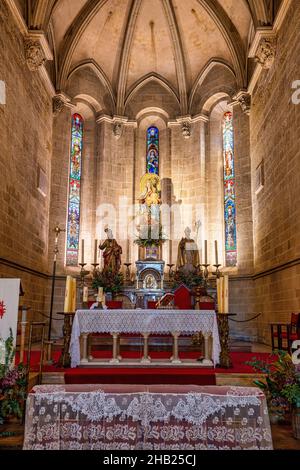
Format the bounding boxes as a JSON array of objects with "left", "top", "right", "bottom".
[
  {"left": 68, "top": 59, "right": 116, "bottom": 113},
  {"left": 189, "top": 59, "right": 236, "bottom": 114},
  {"left": 58, "top": 0, "right": 109, "bottom": 90},
  {"left": 197, "top": 0, "right": 246, "bottom": 88},
  {"left": 125, "top": 73, "right": 180, "bottom": 109}
]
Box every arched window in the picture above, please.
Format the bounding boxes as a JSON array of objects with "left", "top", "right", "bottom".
[
  {"left": 66, "top": 113, "right": 84, "bottom": 266},
  {"left": 223, "top": 111, "right": 237, "bottom": 266},
  {"left": 146, "top": 126, "right": 159, "bottom": 174}
]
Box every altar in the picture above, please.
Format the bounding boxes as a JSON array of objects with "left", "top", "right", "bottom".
[{"left": 70, "top": 309, "right": 221, "bottom": 368}]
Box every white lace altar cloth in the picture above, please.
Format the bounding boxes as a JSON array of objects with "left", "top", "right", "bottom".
[
  {"left": 23, "top": 384, "right": 273, "bottom": 450},
  {"left": 70, "top": 309, "right": 221, "bottom": 367}
]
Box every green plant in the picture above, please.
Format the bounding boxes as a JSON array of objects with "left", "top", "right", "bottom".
[
  {"left": 0, "top": 329, "right": 28, "bottom": 425},
  {"left": 134, "top": 224, "right": 167, "bottom": 247},
  {"left": 247, "top": 350, "right": 300, "bottom": 411},
  {"left": 92, "top": 269, "right": 124, "bottom": 295},
  {"left": 172, "top": 269, "right": 205, "bottom": 290}
]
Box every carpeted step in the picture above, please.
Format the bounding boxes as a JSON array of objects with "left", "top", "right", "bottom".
[{"left": 64, "top": 367, "right": 216, "bottom": 386}]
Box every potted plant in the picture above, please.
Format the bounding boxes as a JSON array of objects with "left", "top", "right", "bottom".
[
  {"left": 172, "top": 269, "right": 205, "bottom": 291},
  {"left": 247, "top": 351, "right": 300, "bottom": 438},
  {"left": 0, "top": 329, "right": 27, "bottom": 427},
  {"left": 92, "top": 269, "right": 124, "bottom": 297}
]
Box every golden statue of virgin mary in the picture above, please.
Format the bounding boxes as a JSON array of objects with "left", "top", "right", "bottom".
[{"left": 138, "top": 173, "right": 161, "bottom": 207}]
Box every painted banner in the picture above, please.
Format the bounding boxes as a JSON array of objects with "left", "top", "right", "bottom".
[{"left": 0, "top": 279, "right": 20, "bottom": 355}]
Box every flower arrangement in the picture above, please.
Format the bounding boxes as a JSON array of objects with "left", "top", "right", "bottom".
[
  {"left": 92, "top": 269, "right": 124, "bottom": 295},
  {"left": 134, "top": 225, "right": 167, "bottom": 247},
  {"left": 247, "top": 351, "right": 300, "bottom": 423},
  {"left": 0, "top": 329, "right": 27, "bottom": 426},
  {"left": 171, "top": 269, "right": 205, "bottom": 290}
]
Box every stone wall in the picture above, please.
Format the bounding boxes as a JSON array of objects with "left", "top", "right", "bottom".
[
  {"left": 0, "top": 2, "right": 53, "bottom": 331},
  {"left": 250, "top": 2, "right": 300, "bottom": 344}
]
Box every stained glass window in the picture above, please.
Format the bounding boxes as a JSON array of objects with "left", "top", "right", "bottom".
[
  {"left": 66, "top": 113, "right": 84, "bottom": 266},
  {"left": 146, "top": 126, "right": 159, "bottom": 174},
  {"left": 223, "top": 111, "right": 237, "bottom": 266}
]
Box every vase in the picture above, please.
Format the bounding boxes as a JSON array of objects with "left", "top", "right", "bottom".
[{"left": 292, "top": 407, "right": 300, "bottom": 439}]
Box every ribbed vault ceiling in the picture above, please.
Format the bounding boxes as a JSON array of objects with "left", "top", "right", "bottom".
[{"left": 21, "top": 0, "right": 275, "bottom": 114}]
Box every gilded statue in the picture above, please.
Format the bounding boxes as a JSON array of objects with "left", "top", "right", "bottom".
[
  {"left": 137, "top": 173, "right": 161, "bottom": 240},
  {"left": 176, "top": 227, "right": 200, "bottom": 273},
  {"left": 99, "top": 228, "right": 122, "bottom": 273},
  {"left": 138, "top": 173, "right": 161, "bottom": 207}
]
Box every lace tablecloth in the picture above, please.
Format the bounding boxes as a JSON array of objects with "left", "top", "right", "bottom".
[
  {"left": 70, "top": 309, "right": 221, "bottom": 367},
  {"left": 23, "top": 384, "right": 273, "bottom": 450}
]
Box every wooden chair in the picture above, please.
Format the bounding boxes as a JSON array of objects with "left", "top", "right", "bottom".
[{"left": 270, "top": 313, "right": 300, "bottom": 353}]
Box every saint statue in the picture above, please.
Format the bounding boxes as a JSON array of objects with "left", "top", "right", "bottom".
[
  {"left": 176, "top": 227, "right": 200, "bottom": 273},
  {"left": 99, "top": 228, "right": 122, "bottom": 273}
]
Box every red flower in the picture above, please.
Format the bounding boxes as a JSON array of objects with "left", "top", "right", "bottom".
[{"left": 0, "top": 300, "right": 6, "bottom": 319}]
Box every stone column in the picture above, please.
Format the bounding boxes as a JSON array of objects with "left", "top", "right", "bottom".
[{"left": 232, "top": 99, "right": 254, "bottom": 274}]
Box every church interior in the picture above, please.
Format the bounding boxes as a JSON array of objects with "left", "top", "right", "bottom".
[{"left": 1, "top": 0, "right": 300, "bottom": 452}]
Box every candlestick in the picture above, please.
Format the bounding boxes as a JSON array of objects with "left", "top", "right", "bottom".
[
  {"left": 212, "top": 264, "right": 222, "bottom": 279},
  {"left": 91, "top": 263, "right": 99, "bottom": 276},
  {"left": 214, "top": 240, "right": 218, "bottom": 265},
  {"left": 204, "top": 240, "right": 208, "bottom": 265},
  {"left": 79, "top": 263, "right": 90, "bottom": 292},
  {"left": 81, "top": 239, "right": 85, "bottom": 265},
  {"left": 167, "top": 263, "right": 175, "bottom": 280},
  {"left": 124, "top": 263, "right": 132, "bottom": 282},
  {"left": 94, "top": 239, "right": 98, "bottom": 264},
  {"left": 201, "top": 263, "right": 210, "bottom": 287}
]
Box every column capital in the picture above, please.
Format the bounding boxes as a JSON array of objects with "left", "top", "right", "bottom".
[
  {"left": 24, "top": 30, "right": 53, "bottom": 72},
  {"left": 52, "top": 92, "right": 74, "bottom": 116},
  {"left": 249, "top": 28, "right": 277, "bottom": 69},
  {"left": 232, "top": 90, "right": 251, "bottom": 115}
]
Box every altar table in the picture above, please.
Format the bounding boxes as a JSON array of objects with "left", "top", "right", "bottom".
[
  {"left": 70, "top": 309, "right": 221, "bottom": 368},
  {"left": 23, "top": 384, "right": 273, "bottom": 450}
]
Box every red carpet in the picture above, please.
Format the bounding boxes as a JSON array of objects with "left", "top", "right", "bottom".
[
  {"left": 64, "top": 367, "right": 217, "bottom": 385},
  {"left": 16, "top": 350, "right": 273, "bottom": 385}
]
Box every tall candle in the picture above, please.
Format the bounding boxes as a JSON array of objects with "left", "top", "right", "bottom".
[
  {"left": 83, "top": 286, "right": 89, "bottom": 303},
  {"left": 81, "top": 239, "right": 85, "bottom": 264},
  {"left": 98, "top": 287, "right": 103, "bottom": 302},
  {"left": 94, "top": 239, "right": 98, "bottom": 264},
  {"left": 204, "top": 240, "right": 208, "bottom": 264},
  {"left": 215, "top": 240, "right": 218, "bottom": 265},
  {"left": 223, "top": 275, "right": 229, "bottom": 314}
]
